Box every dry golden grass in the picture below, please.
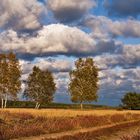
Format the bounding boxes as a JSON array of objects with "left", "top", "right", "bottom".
[
  {"left": 1, "top": 108, "right": 140, "bottom": 118},
  {"left": 0, "top": 109, "right": 140, "bottom": 139}
]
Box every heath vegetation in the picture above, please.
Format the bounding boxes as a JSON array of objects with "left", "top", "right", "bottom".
[{"left": 0, "top": 110, "right": 140, "bottom": 140}]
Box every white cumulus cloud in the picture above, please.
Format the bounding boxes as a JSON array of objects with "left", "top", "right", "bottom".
[{"left": 0, "top": 0, "right": 46, "bottom": 30}]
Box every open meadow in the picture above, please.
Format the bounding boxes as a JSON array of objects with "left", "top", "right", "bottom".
[
  {"left": 0, "top": 109, "right": 140, "bottom": 140},
  {"left": 2, "top": 108, "right": 140, "bottom": 117}
]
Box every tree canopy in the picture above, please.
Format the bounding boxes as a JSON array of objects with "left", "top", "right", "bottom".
[
  {"left": 0, "top": 54, "right": 8, "bottom": 101},
  {"left": 0, "top": 52, "right": 21, "bottom": 108},
  {"left": 7, "top": 52, "right": 21, "bottom": 99},
  {"left": 121, "top": 92, "right": 140, "bottom": 110},
  {"left": 24, "top": 66, "right": 56, "bottom": 109},
  {"left": 68, "top": 58, "right": 99, "bottom": 109}
]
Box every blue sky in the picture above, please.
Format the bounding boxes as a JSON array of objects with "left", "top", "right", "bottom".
[{"left": 0, "top": 0, "right": 140, "bottom": 106}]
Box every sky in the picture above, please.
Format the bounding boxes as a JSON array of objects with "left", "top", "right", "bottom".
[{"left": 0, "top": 0, "right": 140, "bottom": 106}]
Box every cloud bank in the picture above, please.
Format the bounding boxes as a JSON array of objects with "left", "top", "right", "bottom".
[
  {"left": 83, "top": 16, "right": 140, "bottom": 38},
  {"left": 0, "top": 24, "right": 96, "bottom": 58}
]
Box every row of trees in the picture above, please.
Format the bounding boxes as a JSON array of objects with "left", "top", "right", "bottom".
[
  {"left": 1, "top": 52, "right": 138, "bottom": 110},
  {"left": 24, "top": 57, "right": 99, "bottom": 109},
  {"left": 0, "top": 52, "right": 99, "bottom": 109}
]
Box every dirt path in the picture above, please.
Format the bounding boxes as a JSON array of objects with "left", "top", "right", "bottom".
[
  {"left": 13, "top": 120, "right": 140, "bottom": 140},
  {"left": 114, "top": 126, "right": 139, "bottom": 140},
  {"left": 98, "top": 125, "right": 140, "bottom": 140}
]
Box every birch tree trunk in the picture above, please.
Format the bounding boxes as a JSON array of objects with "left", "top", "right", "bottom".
[
  {"left": 35, "top": 102, "right": 38, "bottom": 109},
  {"left": 37, "top": 103, "right": 40, "bottom": 109},
  {"left": 4, "top": 94, "right": 7, "bottom": 108},
  {"left": 80, "top": 102, "right": 83, "bottom": 110},
  {"left": 1, "top": 98, "right": 4, "bottom": 109}
]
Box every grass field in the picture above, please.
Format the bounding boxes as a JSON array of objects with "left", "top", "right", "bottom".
[
  {"left": 0, "top": 109, "right": 140, "bottom": 140},
  {"left": 2, "top": 108, "right": 140, "bottom": 118}
]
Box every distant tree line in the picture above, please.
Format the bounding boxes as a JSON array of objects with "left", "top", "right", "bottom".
[{"left": 0, "top": 52, "right": 139, "bottom": 110}]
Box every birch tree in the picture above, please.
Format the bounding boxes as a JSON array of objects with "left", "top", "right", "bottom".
[
  {"left": 69, "top": 58, "right": 99, "bottom": 109},
  {"left": 0, "top": 52, "right": 21, "bottom": 108},
  {"left": 24, "top": 66, "right": 56, "bottom": 109},
  {"left": 6, "top": 52, "right": 21, "bottom": 108},
  {"left": 0, "top": 54, "right": 8, "bottom": 108}
]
